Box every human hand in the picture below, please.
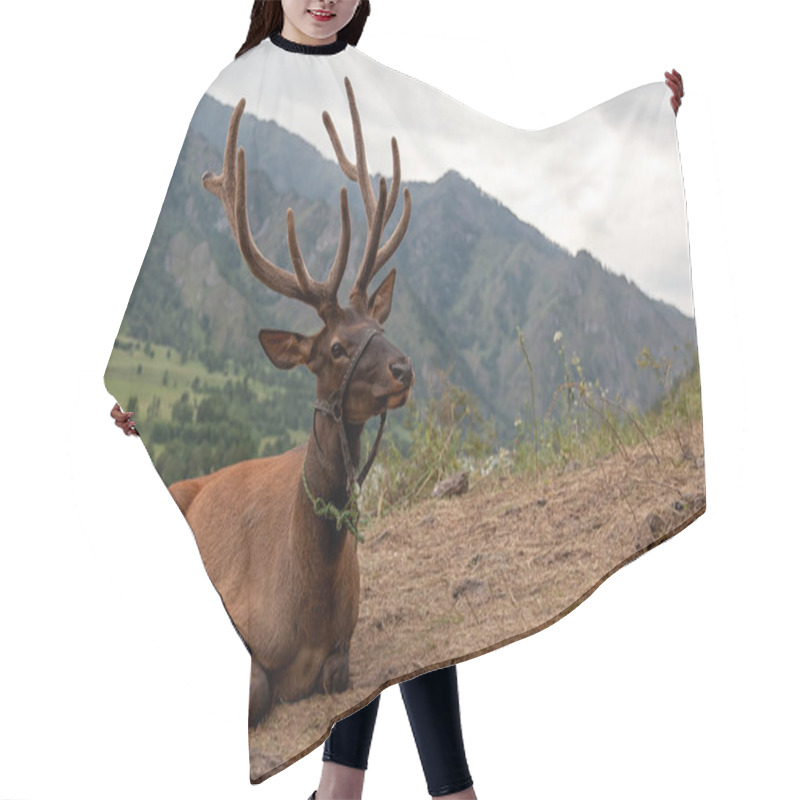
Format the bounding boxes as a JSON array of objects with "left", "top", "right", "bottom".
[
  {"left": 111, "top": 402, "right": 139, "bottom": 436},
  {"left": 665, "top": 69, "right": 684, "bottom": 115}
]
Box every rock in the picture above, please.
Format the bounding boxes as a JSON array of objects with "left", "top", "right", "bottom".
[
  {"left": 646, "top": 512, "right": 665, "bottom": 534},
  {"left": 645, "top": 512, "right": 665, "bottom": 535},
  {"left": 430, "top": 471, "right": 469, "bottom": 499}
]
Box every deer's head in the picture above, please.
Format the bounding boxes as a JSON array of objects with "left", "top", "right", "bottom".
[
  {"left": 202, "top": 78, "right": 413, "bottom": 427},
  {"left": 257, "top": 275, "right": 413, "bottom": 426}
]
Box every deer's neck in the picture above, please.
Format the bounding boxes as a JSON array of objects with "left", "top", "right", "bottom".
[{"left": 303, "top": 409, "right": 364, "bottom": 514}]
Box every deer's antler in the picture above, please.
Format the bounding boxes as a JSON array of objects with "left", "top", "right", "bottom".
[
  {"left": 323, "top": 77, "right": 411, "bottom": 311},
  {"left": 202, "top": 98, "right": 351, "bottom": 320}
]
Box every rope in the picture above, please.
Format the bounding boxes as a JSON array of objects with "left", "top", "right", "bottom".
[
  {"left": 302, "top": 460, "right": 364, "bottom": 545},
  {"left": 302, "top": 327, "right": 389, "bottom": 547}
]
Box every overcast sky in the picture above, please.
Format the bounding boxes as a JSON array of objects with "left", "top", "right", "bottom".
[{"left": 207, "top": 41, "right": 693, "bottom": 316}]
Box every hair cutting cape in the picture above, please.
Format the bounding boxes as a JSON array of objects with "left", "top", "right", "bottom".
[{"left": 105, "top": 33, "right": 704, "bottom": 783}]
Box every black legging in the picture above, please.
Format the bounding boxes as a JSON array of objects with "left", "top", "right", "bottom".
[{"left": 323, "top": 665, "right": 473, "bottom": 797}]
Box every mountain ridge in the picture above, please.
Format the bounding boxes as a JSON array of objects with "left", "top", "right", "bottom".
[{"left": 113, "top": 94, "right": 697, "bottom": 444}]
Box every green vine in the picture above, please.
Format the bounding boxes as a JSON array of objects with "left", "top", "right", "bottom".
[{"left": 302, "top": 461, "right": 364, "bottom": 545}]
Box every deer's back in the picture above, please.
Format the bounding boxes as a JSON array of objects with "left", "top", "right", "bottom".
[{"left": 170, "top": 446, "right": 306, "bottom": 608}]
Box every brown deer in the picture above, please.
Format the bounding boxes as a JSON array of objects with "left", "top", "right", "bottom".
[{"left": 168, "top": 78, "right": 413, "bottom": 729}]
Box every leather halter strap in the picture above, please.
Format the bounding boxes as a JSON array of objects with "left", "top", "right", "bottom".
[{"left": 312, "top": 327, "right": 387, "bottom": 497}]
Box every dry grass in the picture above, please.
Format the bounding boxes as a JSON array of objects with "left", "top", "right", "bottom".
[{"left": 249, "top": 419, "right": 705, "bottom": 782}]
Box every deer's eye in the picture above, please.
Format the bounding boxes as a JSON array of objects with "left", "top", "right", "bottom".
[{"left": 331, "top": 342, "right": 345, "bottom": 359}]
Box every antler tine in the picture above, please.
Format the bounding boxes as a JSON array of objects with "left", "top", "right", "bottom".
[
  {"left": 323, "top": 78, "right": 378, "bottom": 226},
  {"left": 323, "top": 188, "right": 352, "bottom": 300},
  {"left": 375, "top": 187, "right": 412, "bottom": 273},
  {"left": 233, "top": 148, "right": 307, "bottom": 303},
  {"left": 372, "top": 136, "right": 411, "bottom": 279},
  {"left": 285, "top": 194, "right": 350, "bottom": 315},
  {"left": 324, "top": 79, "right": 412, "bottom": 304},
  {"left": 322, "top": 111, "right": 357, "bottom": 181},
  {"left": 286, "top": 208, "right": 315, "bottom": 298},
  {"left": 350, "top": 177, "right": 388, "bottom": 309},
  {"left": 384, "top": 137, "right": 401, "bottom": 224},
  {"left": 238, "top": 149, "right": 346, "bottom": 316},
  {"left": 201, "top": 98, "right": 246, "bottom": 240},
  {"left": 203, "top": 98, "right": 347, "bottom": 318},
  {"left": 345, "top": 77, "right": 377, "bottom": 227}
]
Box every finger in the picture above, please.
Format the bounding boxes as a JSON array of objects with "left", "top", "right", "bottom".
[
  {"left": 111, "top": 404, "right": 137, "bottom": 424},
  {"left": 665, "top": 79, "right": 683, "bottom": 113},
  {"left": 665, "top": 70, "right": 683, "bottom": 94}
]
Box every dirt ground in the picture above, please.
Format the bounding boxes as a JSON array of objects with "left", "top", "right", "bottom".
[{"left": 249, "top": 421, "right": 705, "bottom": 782}]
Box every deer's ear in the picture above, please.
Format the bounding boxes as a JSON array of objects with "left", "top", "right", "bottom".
[
  {"left": 258, "top": 329, "right": 313, "bottom": 370},
  {"left": 367, "top": 268, "right": 396, "bottom": 324}
]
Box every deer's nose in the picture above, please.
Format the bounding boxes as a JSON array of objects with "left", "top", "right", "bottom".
[{"left": 390, "top": 357, "right": 413, "bottom": 388}]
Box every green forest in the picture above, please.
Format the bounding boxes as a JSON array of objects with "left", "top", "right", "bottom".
[{"left": 108, "top": 336, "right": 320, "bottom": 485}]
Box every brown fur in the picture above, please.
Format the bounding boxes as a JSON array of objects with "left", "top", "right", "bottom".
[
  {"left": 183, "top": 79, "right": 412, "bottom": 729},
  {"left": 170, "top": 442, "right": 361, "bottom": 725},
  {"left": 170, "top": 314, "right": 412, "bottom": 728}
]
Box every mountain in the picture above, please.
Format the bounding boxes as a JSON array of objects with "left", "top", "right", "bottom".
[{"left": 119, "top": 95, "right": 697, "bottom": 443}]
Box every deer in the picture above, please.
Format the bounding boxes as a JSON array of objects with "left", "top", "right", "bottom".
[{"left": 167, "top": 77, "right": 413, "bottom": 729}]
